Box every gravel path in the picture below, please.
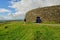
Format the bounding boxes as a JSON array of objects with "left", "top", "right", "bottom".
[{"left": 35, "top": 24, "right": 60, "bottom": 26}]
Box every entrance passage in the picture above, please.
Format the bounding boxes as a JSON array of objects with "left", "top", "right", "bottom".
[{"left": 36, "top": 17, "right": 41, "bottom": 23}]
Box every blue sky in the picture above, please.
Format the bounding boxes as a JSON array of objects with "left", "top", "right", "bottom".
[
  {"left": 0, "top": 0, "right": 16, "bottom": 15},
  {"left": 0, "top": 0, "right": 22, "bottom": 20},
  {"left": 0, "top": 0, "right": 60, "bottom": 20},
  {"left": 0, "top": 0, "right": 10, "bottom": 8},
  {"left": 0, "top": 0, "right": 13, "bottom": 16},
  {"left": 0, "top": 0, "right": 19, "bottom": 9}
]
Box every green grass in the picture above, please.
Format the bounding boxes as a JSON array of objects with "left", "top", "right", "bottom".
[{"left": 0, "top": 21, "right": 60, "bottom": 40}]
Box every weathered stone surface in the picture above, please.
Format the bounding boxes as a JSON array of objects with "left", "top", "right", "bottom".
[{"left": 25, "top": 5, "right": 60, "bottom": 23}]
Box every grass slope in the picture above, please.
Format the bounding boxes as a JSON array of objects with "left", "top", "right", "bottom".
[{"left": 0, "top": 21, "right": 60, "bottom": 40}]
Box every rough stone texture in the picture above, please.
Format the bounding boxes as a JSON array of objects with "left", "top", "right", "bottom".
[{"left": 25, "top": 5, "right": 60, "bottom": 23}]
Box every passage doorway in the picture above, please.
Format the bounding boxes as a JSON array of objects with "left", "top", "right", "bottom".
[{"left": 36, "top": 17, "right": 41, "bottom": 23}]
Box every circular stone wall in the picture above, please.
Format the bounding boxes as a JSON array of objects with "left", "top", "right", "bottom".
[{"left": 25, "top": 5, "right": 60, "bottom": 23}]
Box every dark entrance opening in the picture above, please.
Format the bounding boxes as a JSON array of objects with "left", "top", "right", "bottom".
[
  {"left": 24, "top": 18, "right": 26, "bottom": 22},
  {"left": 36, "top": 17, "right": 41, "bottom": 23}
]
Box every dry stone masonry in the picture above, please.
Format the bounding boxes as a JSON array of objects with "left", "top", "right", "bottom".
[{"left": 25, "top": 5, "right": 60, "bottom": 23}]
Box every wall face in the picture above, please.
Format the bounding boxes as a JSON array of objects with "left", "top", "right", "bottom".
[{"left": 26, "top": 5, "right": 60, "bottom": 23}]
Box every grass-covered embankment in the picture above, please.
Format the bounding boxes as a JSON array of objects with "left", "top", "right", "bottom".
[{"left": 0, "top": 21, "right": 60, "bottom": 40}]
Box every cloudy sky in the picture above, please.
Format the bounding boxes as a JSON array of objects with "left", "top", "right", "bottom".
[{"left": 0, "top": 0, "right": 60, "bottom": 20}]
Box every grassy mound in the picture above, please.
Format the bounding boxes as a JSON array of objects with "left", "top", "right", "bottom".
[{"left": 0, "top": 21, "right": 60, "bottom": 40}]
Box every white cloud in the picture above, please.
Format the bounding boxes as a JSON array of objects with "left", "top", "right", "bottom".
[
  {"left": 8, "top": 12, "right": 25, "bottom": 20},
  {"left": 0, "top": 16, "right": 9, "bottom": 20},
  {"left": 0, "top": 16, "right": 6, "bottom": 20},
  {"left": 0, "top": 8, "right": 11, "bottom": 12},
  {"left": 8, "top": 0, "right": 60, "bottom": 20},
  {"left": 0, "top": 8, "right": 12, "bottom": 20}
]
